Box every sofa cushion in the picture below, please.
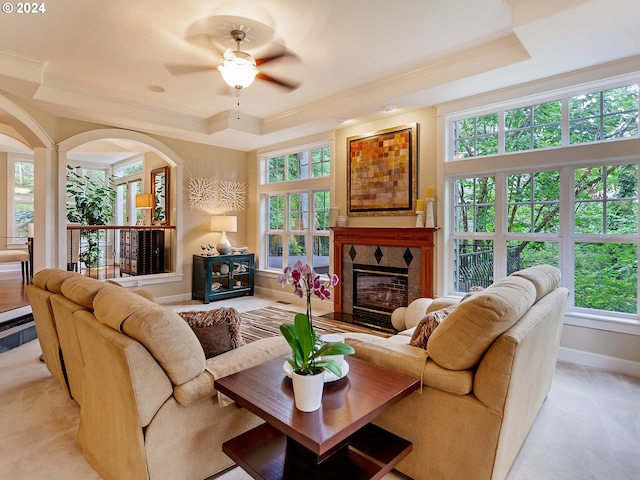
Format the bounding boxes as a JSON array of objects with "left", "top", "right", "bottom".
[
  {"left": 512, "top": 264, "right": 560, "bottom": 302},
  {"left": 94, "top": 286, "right": 158, "bottom": 330},
  {"left": 409, "top": 304, "right": 456, "bottom": 349},
  {"left": 33, "top": 269, "right": 76, "bottom": 293},
  {"left": 60, "top": 274, "right": 109, "bottom": 310},
  {"left": 178, "top": 308, "right": 244, "bottom": 359},
  {"left": 427, "top": 275, "right": 537, "bottom": 370},
  {"left": 120, "top": 307, "right": 206, "bottom": 386}
]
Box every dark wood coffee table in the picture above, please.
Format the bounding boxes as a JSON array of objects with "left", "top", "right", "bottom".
[{"left": 214, "top": 356, "right": 420, "bottom": 480}]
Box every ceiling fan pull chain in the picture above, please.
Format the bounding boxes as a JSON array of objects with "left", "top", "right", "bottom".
[{"left": 236, "top": 89, "right": 241, "bottom": 119}]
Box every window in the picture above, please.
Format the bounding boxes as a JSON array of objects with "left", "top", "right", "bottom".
[
  {"left": 453, "top": 114, "right": 499, "bottom": 159},
  {"left": 7, "top": 155, "right": 34, "bottom": 242},
  {"left": 113, "top": 159, "right": 143, "bottom": 226},
  {"left": 261, "top": 142, "right": 332, "bottom": 273},
  {"left": 267, "top": 146, "right": 331, "bottom": 183},
  {"left": 265, "top": 190, "right": 331, "bottom": 274},
  {"left": 450, "top": 82, "right": 639, "bottom": 159},
  {"left": 445, "top": 77, "right": 640, "bottom": 327},
  {"left": 505, "top": 101, "right": 562, "bottom": 152},
  {"left": 569, "top": 85, "right": 639, "bottom": 144}
]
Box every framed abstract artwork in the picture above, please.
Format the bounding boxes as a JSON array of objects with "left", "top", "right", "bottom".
[{"left": 347, "top": 123, "right": 418, "bottom": 216}]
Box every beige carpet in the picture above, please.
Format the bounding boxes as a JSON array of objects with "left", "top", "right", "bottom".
[{"left": 1, "top": 316, "right": 639, "bottom": 479}]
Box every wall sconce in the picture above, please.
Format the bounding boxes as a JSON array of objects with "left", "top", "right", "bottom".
[
  {"left": 135, "top": 193, "right": 154, "bottom": 225},
  {"left": 210, "top": 215, "right": 237, "bottom": 255}
]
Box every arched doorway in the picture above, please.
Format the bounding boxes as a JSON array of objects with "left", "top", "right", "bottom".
[{"left": 58, "top": 129, "right": 184, "bottom": 281}]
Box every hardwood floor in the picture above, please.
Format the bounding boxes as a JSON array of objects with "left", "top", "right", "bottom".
[{"left": 0, "top": 271, "right": 29, "bottom": 315}]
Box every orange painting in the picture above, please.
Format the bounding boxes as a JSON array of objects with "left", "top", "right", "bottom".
[{"left": 347, "top": 124, "right": 418, "bottom": 216}]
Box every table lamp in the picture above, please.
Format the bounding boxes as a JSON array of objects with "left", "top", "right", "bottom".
[
  {"left": 211, "top": 215, "right": 237, "bottom": 255},
  {"left": 135, "top": 193, "right": 154, "bottom": 225}
]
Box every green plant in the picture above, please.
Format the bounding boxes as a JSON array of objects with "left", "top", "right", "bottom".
[
  {"left": 66, "top": 165, "right": 117, "bottom": 266},
  {"left": 66, "top": 166, "right": 116, "bottom": 225},
  {"left": 278, "top": 261, "right": 354, "bottom": 377}
]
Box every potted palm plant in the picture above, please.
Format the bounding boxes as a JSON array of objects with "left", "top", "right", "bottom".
[{"left": 278, "top": 261, "right": 354, "bottom": 411}]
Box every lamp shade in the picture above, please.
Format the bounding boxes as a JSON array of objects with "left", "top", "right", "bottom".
[
  {"left": 210, "top": 215, "right": 237, "bottom": 233},
  {"left": 136, "top": 193, "right": 154, "bottom": 209}
]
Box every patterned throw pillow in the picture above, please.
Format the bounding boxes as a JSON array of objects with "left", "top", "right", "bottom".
[
  {"left": 178, "top": 308, "right": 244, "bottom": 358},
  {"left": 409, "top": 304, "right": 457, "bottom": 350}
]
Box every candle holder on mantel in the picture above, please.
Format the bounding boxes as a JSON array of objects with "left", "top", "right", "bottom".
[
  {"left": 415, "top": 211, "right": 425, "bottom": 227},
  {"left": 425, "top": 198, "right": 435, "bottom": 228}
]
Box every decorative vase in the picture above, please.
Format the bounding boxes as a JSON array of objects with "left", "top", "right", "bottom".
[{"left": 291, "top": 370, "right": 324, "bottom": 412}]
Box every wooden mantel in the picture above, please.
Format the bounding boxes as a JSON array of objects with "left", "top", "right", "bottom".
[{"left": 331, "top": 227, "right": 437, "bottom": 314}]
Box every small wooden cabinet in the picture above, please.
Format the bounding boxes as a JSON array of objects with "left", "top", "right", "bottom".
[
  {"left": 119, "top": 229, "right": 165, "bottom": 276},
  {"left": 192, "top": 253, "right": 254, "bottom": 303}
]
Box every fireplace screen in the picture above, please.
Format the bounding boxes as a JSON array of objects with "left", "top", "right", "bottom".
[{"left": 352, "top": 264, "right": 408, "bottom": 328}]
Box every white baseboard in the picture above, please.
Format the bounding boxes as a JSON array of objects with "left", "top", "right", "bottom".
[{"left": 558, "top": 346, "right": 640, "bottom": 378}]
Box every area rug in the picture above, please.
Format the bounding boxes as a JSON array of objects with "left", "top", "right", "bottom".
[{"left": 238, "top": 305, "right": 391, "bottom": 344}]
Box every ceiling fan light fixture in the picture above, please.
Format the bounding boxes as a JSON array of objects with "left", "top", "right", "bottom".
[{"left": 218, "top": 49, "right": 258, "bottom": 90}]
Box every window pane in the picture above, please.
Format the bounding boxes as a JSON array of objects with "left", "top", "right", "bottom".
[
  {"left": 314, "top": 191, "right": 330, "bottom": 231},
  {"left": 268, "top": 156, "right": 286, "bottom": 183},
  {"left": 506, "top": 241, "right": 559, "bottom": 274},
  {"left": 505, "top": 130, "right": 530, "bottom": 152},
  {"left": 507, "top": 171, "right": 560, "bottom": 234},
  {"left": 505, "top": 106, "right": 531, "bottom": 130},
  {"left": 533, "top": 124, "right": 561, "bottom": 149},
  {"left": 267, "top": 234, "right": 283, "bottom": 270},
  {"left": 268, "top": 195, "right": 284, "bottom": 230},
  {"left": 311, "top": 147, "right": 330, "bottom": 177},
  {"left": 454, "top": 239, "right": 494, "bottom": 291},
  {"left": 14, "top": 204, "right": 33, "bottom": 238},
  {"left": 288, "top": 234, "right": 307, "bottom": 264},
  {"left": 289, "top": 193, "right": 308, "bottom": 230},
  {"left": 574, "top": 242, "right": 637, "bottom": 314},
  {"left": 454, "top": 177, "right": 496, "bottom": 233},
  {"left": 312, "top": 236, "right": 330, "bottom": 274},
  {"left": 575, "top": 164, "right": 637, "bottom": 234},
  {"left": 14, "top": 161, "right": 34, "bottom": 201}
]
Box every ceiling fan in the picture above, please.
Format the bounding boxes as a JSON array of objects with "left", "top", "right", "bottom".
[{"left": 168, "top": 29, "right": 300, "bottom": 93}]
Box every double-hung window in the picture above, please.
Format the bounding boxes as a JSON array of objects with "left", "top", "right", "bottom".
[
  {"left": 261, "top": 143, "right": 332, "bottom": 273},
  {"left": 445, "top": 79, "right": 640, "bottom": 326}
]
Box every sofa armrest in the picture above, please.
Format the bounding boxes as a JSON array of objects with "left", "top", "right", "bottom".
[
  {"left": 426, "top": 297, "right": 458, "bottom": 313},
  {"left": 173, "top": 336, "right": 289, "bottom": 407},
  {"left": 342, "top": 332, "right": 427, "bottom": 380}
]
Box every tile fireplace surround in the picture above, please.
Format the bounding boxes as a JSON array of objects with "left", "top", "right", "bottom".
[{"left": 332, "top": 227, "right": 436, "bottom": 317}]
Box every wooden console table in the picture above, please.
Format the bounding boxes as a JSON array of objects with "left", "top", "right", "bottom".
[{"left": 214, "top": 357, "right": 419, "bottom": 480}]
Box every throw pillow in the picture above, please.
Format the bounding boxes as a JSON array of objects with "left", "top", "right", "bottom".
[
  {"left": 178, "top": 308, "right": 244, "bottom": 359},
  {"left": 409, "top": 304, "right": 456, "bottom": 350}
]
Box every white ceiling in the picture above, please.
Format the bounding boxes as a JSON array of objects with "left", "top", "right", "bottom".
[{"left": 1, "top": 0, "right": 640, "bottom": 153}]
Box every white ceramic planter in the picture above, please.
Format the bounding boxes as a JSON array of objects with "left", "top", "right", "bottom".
[{"left": 291, "top": 371, "right": 324, "bottom": 412}]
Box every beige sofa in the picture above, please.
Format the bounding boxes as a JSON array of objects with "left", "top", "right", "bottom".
[
  {"left": 342, "top": 265, "right": 569, "bottom": 480},
  {"left": 26, "top": 269, "right": 289, "bottom": 480}
]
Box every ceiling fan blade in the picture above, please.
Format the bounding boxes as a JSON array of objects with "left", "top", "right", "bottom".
[
  {"left": 255, "top": 49, "right": 298, "bottom": 67},
  {"left": 165, "top": 64, "right": 218, "bottom": 75},
  {"left": 256, "top": 72, "right": 300, "bottom": 91}
]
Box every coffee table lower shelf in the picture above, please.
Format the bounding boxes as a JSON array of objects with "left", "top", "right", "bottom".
[{"left": 222, "top": 422, "right": 411, "bottom": 480}]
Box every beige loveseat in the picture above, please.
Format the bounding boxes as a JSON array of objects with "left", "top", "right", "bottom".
[
  {"left": 342, "top": 265, "right": 569, "bottom": 480},
  {"left": 26, "top": 269, "right": 289, "bottom": 480}
]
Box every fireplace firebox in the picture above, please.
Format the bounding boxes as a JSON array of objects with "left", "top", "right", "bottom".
[{"left": 353, "top": 264, "right": 408, "bottom": 328}]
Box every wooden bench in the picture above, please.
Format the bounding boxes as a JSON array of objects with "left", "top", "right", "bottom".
[{"left": 0, "top": 250, "right": 30, "bottom": 283}]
